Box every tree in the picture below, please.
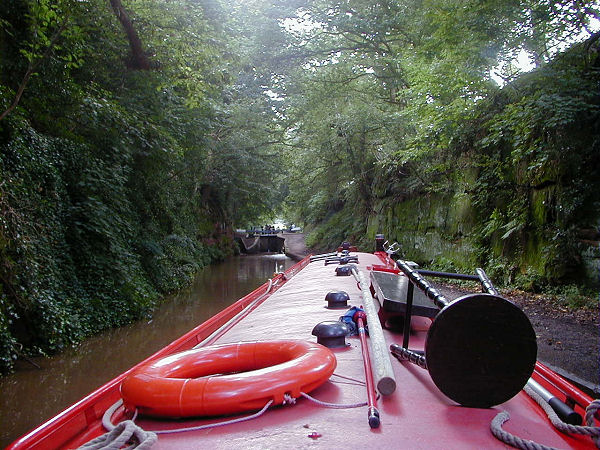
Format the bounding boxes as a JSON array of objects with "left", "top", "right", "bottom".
[
  {"left": 0, "top": 0, "right": 83, "bottom": 121},
  {"left": 109, "top": 0, "right": 152, "bottom": 69}
]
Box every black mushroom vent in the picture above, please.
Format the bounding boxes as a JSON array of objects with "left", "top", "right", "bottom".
[
  {"left": 325, "top": 291, "right": 350, "bottom": 309},
  {"left": 312, "top": 321, "right": 350, "bottom": 348}
]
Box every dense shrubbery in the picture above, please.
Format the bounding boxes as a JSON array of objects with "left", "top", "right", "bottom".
[
  {"left": 0, "top": 103, "right": 234, "bottom": 374},
  {"left": 0, "top": 0, "right": 283, "bottom": 374},
  {"left": 2, "top": 0, "right": 599, "bottom": 375}
]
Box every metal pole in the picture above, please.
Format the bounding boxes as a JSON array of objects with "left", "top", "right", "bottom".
[
  {"left": 390, "top": 344, "right": 427, "bottom": 370},
  {"left": 395, "top": 260, "right": 449, "bottom": 309},
  {"left": 402, "top": 281, "right": 414, "bottom": 349},
  {"left": 354, "top": 311, "right": 381, "bottom": 428},
  {"left": 391, "top": 260, "right": 537, "bottom": 408},
  {"left": 475, "top": 268, "right": 500, "bottom": 296}
]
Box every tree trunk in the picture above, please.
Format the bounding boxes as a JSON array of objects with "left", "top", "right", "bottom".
[{"left": 109, "top": 0, "right": 152, "bottom": 70}]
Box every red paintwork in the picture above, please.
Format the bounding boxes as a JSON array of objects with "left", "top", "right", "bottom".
[
  {"left": 8, "top": 252, "right": 597, "bottom": 450},
  {"left": 533, "top": 361, "right": 596, "bottom": 420},
  {"left": 373, "top": 251, "right": 398, "bottom": 269}
]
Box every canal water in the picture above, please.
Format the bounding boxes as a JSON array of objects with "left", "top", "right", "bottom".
[{"left": 0, "top": 254, "right": 294, "bottom": 448}]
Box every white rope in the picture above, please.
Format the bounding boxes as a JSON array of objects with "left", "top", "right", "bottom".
[
  {"left": 523, "top": 386, "right": 600, "bottom": 445},
  {"left": 102, "top": 399, "right": 123, "bottom": 431},
  {"left": 331, "top": 372, "right": 367, "bottom": 386},
  {"left": 491, "top": 387, "right": 600, "bottom": 449},
  {"left": 300, "top": 392, "right": 368, "bottom": 409},
  {"left": 93, "top": 371, "right": 370, "bottom": 444},
  {"left": 79, "top": 402, "right": 157, "bottom": 450},
  {"left": 140, "top": 390, "right": 368, "bottom": 433},
  {"left": 147, "top": 384, "right": 370, "bottom": 433},
  {"left": 491, "top": 411, "right": 559, "bottom": 450},
  {"left": 151, "top": 400, "right": 274, "bottom": 434},
  {"left": 100, "top": 398, "right": 275, "bottom": 436}
]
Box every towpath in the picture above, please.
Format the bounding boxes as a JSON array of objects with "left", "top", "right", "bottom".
[
  {"left": 281, "top": 232, "right": 312, "bottom": 261},
  {"left": 281, "top": 234, "right": 598, "bottom": 395}
]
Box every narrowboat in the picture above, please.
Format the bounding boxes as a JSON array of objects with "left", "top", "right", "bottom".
[{"left": 8, "top": 239, "right": 599, "bottom": 449}]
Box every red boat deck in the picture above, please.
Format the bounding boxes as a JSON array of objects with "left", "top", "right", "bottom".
[{"left": 9, "top": 252, "right": 597, "bottom": 449}]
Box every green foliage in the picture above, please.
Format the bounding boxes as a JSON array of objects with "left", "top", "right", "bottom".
[
  {"left": 0, "top": 293, "right": 18, "bottom": 373},
  {"left": 277, "top": 0, "right": 600, "bottom": 289},
  {"left": 305, "top": 206, "right": 369, "bottom": 252},
  {"left": 140, "top": 235, "right": 228, "bottom": 294},
  {"left": 0, "top": 0, "right": 284, "bottom": 374},
  {"left": 1, "top": 0, "right": 600, "bottom": 375},
  {"left": 470, "top": 47, "right": 600, "bottom": 282},
  {"left": 555, "top": 285, "right": 597, "bottom": 310}
]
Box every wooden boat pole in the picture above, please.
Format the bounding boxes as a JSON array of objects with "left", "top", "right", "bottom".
[
  {"left": 350, "top": 265, "right": 397, "bottom": 395},
  {"left": 353, "top": 310, "right": 380, "bottom": 428}
]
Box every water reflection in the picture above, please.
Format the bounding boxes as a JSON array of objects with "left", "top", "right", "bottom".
[{"left": 0, "top": 254, "right": 293, "bottom": 448}]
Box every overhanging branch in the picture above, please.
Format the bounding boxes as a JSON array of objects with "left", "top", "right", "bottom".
[{"left": 109, "top": 0, "right": 152, "bottom": 70}]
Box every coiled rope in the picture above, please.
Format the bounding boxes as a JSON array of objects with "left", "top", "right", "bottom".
[
  {"left": 491, "top": 385, "right": 600, "bottom": 449},
  {"left": 77, "top": 421, "right": 156, "bottom": 450}
]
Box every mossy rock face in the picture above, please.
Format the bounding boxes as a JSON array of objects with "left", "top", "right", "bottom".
[
  {"left": 530, "top": 186, "right": 556, "bottom": 226},
  {"left": 388, "top": 195, "right": 451, "bottom": 233},
  {"left": 318, "top": 40, "right": 600, "bottom": 288},
  {"left": 366, "top": 215, "right": 381, "bottom": 239},
  {"left": 368, "top": 182, "right": 597, "bottom": 286},
  {"left": 397, "top": 231, "right": 477, "bottom": 269},
  {"left": 371, "top": 192, "right": 477, "bottom": 269},
  {"left": 447, "top": 193, "right": 475, "bottom": 236},
  {"left": 461, "top": 166, "right": 479, "bottom": 185},
  {"left": 522, "top": 233, "right": 548, "bottom": 275}
]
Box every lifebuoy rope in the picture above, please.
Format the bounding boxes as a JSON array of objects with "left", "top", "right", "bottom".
[
  {"left": 77, "top": 420, "right": 157, "bottom": 450},
  {"left": 88, "top": 371, "right": 370, "bottom": 448},
  {"left": 491, "top": 386, "right": 600, "bottom": 449},
  {"left": 299, "top": 392, "right": 372, "bottom": 409},
  {"left": 149, "top": 401, "right": 275, "bottom": 435},
  {"left": 76, "top": 400, "right": 156, "bottom": 449},
  {"left": 78, "top": 368, "right": 370, "bottom": 449}
]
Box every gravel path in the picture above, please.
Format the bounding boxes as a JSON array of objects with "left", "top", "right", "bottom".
[{"left": 281, "top": 232, "right": 313, "bottom": 261}]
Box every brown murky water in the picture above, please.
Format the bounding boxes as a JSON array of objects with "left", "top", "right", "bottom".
[{"left": 0, "top": 254, "right": 293, "bottom": 448}]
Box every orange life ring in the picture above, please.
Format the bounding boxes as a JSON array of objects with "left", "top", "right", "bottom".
[{"left": 120, "top": 340, "right": 337, "bottom": 418}]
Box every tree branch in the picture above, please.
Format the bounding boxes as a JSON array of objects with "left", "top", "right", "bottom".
[
  {"left": 109, "top": 0, "right": 152, "bottom": 70},
  {"left": 0, "top": 21, "right": 68, "bottom": 122}
]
